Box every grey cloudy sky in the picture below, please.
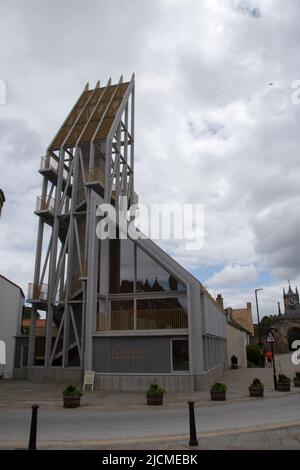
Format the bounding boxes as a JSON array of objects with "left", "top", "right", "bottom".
[{"left": 0, "top": 0, "right": 300, "bottom": 319}]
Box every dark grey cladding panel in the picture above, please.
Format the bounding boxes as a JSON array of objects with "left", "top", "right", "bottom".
[
  {"left": 149, "top": 336, "right": 170, "bottom": 373},
  {"left": 93, "top": 336, "right": 171, "bottom": 373},
  {"left": 93, "top": 337, "right": 111, "bottom": 372}
]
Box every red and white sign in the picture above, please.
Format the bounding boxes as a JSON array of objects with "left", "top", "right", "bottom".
[{"left": 266, "top": 331, "right": 276, "bottom": 343}]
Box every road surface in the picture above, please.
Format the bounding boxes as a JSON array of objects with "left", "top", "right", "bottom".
[{"left": 1, "top": 393, "right": 300, "bottom": 446}]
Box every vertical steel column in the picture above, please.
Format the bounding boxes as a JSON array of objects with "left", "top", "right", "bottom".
[
  {"left": 62, "top": 146, "right": 80, "bottom": 367},
  {"left": 123, "top": 103, "right": 129, "bottom": 198},
  {"left": 45, "top": 148, "right": 65, "bottom": 366},
  {"left": 130, "top": 83, "right": 135, "bottom": 202},
  {"left": 84, "top": 197, "right": 99, "bottom": 370},
  {"left": 115, "top": 122, "right": 121, "bottom": 221},
  {"left": 28, "top": 210, "right": 45, "bottom": 367}
]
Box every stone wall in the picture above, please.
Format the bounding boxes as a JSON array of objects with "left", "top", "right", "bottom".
[{"left": 269, "top": 318, "right": 300, "bottom": 353}]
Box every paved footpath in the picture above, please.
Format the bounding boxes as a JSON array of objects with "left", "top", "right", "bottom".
[{"left": 0, "top": 354, "right": 300, "bottom": 449}]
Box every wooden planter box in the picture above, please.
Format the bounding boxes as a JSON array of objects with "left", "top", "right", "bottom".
[
  {"left": 147, "top": 394, "right": 164, "bottom": 405},
  {"left": 277, "top": 382, "right": 291, "bottom": 392},
  {"left": 249, "top": 386, "right": 264, "bottom": 397},
  {"left": 210, "top": 390, "right": 226, "bottom": 401},
  {"left": 293, "top": 378, "right": 300, "bottom": 387},
  {"left": 63, "top": 395, "right": 81, "bottom": 408}
]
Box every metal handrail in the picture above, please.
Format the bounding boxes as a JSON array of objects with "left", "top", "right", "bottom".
[
  {"left": 96, "top": 307, "right": 188, "bottom": 331},
  {"left": 136, "top": 308, "right": 187, "bottom": 329},
  {"left": 111, "top": 310, "right": 134, "bottom": 330},
  {"left": 35, "top": 196, "right": 55, "bottom": 213},
  {"left": 96, "top": 312, "right": 110, "bottom": 331},
  {"left": 86, "top": 167, "right": 105, "bottom": 186},
  {"left": 27, "top": 282, "right": 48, "bottom": 302},
  {"left": 35, "top": 195, "right": 70, "bottom": 216},
  {"left": 40, "top": 156, "right": 69, "bottom": 180}
]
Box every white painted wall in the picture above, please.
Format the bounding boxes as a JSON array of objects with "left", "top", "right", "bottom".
[
  {"left": 0, "top": 277, "right": 24, "bottom": 378},
  {"left": 203, "top": 294, "right": 227, "bottom": 337},
  {"left": 226, "top": 322, "right": 248, "bottom": 368}
]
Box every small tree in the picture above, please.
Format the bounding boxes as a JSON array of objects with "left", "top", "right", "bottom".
[{"left": 246, "top": 344, "right": 261, "bottom": 366}]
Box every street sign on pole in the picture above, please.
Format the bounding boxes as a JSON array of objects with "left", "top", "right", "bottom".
[
  {"left": 266, "top": 329, "right": 277, "bottom": 389},
  {"left": 266, "top": 331, "right": 276, "bottom": 343}
]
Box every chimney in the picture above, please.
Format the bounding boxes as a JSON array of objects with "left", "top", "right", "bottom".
[{"left": 216, "top": 294, "right": 224, "bottom": 309}]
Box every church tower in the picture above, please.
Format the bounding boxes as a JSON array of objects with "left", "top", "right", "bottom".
[{"left": 283, "top": 284, "right": 300, "bottom": 317}]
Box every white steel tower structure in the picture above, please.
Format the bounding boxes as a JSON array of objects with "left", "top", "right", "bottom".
[{"left": 28, "top": 75, "right": 135, "bottom": 376}]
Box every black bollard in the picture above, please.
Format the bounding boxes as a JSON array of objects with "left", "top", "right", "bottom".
[
  {"left": 28, "top": 404, "right": 39, "bottom": 450},
  {"left": 188, "top": 401, "right": 198, "bottom": 446}
]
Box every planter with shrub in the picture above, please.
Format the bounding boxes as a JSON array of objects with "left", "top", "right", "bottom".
[
  {"left": 293, "top": 372, "right": 300, "bottom": 387},
  {"left": 249, "top": 378, "right": 264, "bottom": 397},
  {"left": 277, "top": 374, "right": 291, "bottom": 392},
  {"left": 146, "top": 383, "right": 165, "bottom": 405},
  {"left": 62, "top": 384, "right": 83, "bottom": 408},
  {"left": 210, "top": 382, "right": 227, "bottom": 401}
]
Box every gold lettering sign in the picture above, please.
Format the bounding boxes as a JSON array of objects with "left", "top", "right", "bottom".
[{"left": 112, "top": 345, "right": 148, "bottom": 360}]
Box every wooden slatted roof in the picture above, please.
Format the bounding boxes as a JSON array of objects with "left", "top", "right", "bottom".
[{"left": 49, "top": 81, "right": 130, "bottom": 150}]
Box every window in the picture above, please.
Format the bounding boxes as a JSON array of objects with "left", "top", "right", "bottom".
[
  {"left": 136, "top": 296, "right": 188, "bottom": 329},
  {"left": 109, "top": 239, "right": 186, "bottom": 294},
  {"left": 172, "top": 339, "right": 189, "bottom": 371},
  {"left": 110, "top": 300, "right": 134, "bottom": 330},
  {"left": 110, "top": 238, "right": 135, "bottom": 293},
  {"left": 136, "top": 247, "right": 185, "bottom": 292}
]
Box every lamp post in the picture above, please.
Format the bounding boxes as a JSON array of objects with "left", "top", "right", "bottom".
[
  {"left": 255, "top": 288, "right": 264, "bottom": 367},
  {"left": 267, "top": 328, "right": 278, "bottom": 390}
]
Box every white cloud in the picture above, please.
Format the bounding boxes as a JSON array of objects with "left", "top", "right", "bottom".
[
  {"left": 0, "top": 0, "right": 300, "bottom": 305},
  {"left": 205, "top": 264, "right": 258, "bottom": 288}
]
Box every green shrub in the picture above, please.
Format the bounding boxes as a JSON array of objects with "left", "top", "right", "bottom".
[
  {"left": 211, "top": 382, "right": 227, "bottom": 392},
  {"left": 146, "top": 383, "right": 165, "bottom": 397},
  {"left": 278, "top": 374, "right": 291, "bottom": 384},
  {"left": 62, "top": 384, "right": 83, "bottom": 397},
  {"left": 295, "top": 372, "right": 300, "bottom": 379},
  {"left": 246, "top": 344, "right": 261, "bottom": 366},
  {"left": 247, "top": 361, "right": 255, "bottom": 368},
  {"left": 249, "top": 378, "right": 264, "bottom": 389}
]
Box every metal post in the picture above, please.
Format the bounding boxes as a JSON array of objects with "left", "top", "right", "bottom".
[
  {"left": 28, "top": 404, "right": 39, "bottom": 450},
  {"left": 271, "top": 341, "right": 277, "bottom": 390},
  {"left": 255, "top": 288, "right": 264, "bottom": 367},
  {"left": 188, "top": 401, "right": 198, "bottom": 446}
]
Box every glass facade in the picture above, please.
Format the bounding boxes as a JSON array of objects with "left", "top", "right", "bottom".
[
  {"left": 136, "top": 297, "right": 188, "bottom": 329},
  {"left": 110, "top": 300, "right": 134, "bottom": 330},
  {"left": 136, "top": 247, "right": 185, "bottom": 292},
  {"left": 109, "top": 238, "right": 186, "bottom": 294},
  {"left": 96, "top": 296, "right": 188, "bottom": 332},
  {"left": 104, "top": 236, "right": 188, "bottom": 332},
  {"left": 110, "top": 238, "right": 135, "bottom": 293},
  {"left": 172, "top": 339, "right": 189, "bottom": 371}
]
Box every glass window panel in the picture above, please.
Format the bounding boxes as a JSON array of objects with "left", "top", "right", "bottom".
[
  {"left": 110, "top": 238, "right": 135, "bottom": 293},
  {"left": 172, "top": 339, "right": 189, "bottom": 371},
  {"left": 136, "top": 296, "right": 188, "bottom": 329},
  {"left": 136, "top": 247, "right": 185, "bottom": 292},
  {"left": 111, "top": 300, "right": 134, "bottom": 330}
]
